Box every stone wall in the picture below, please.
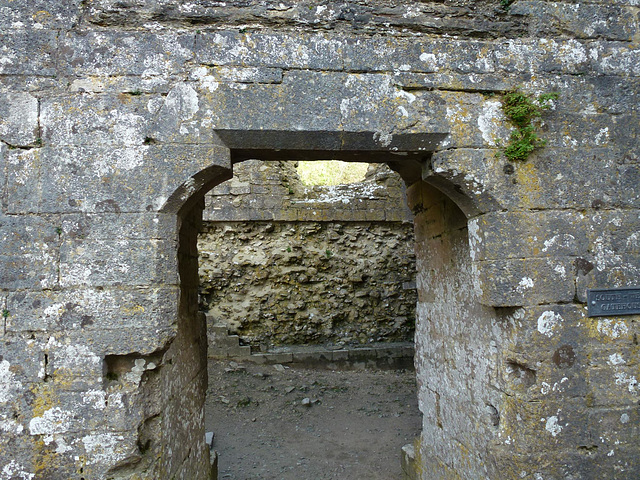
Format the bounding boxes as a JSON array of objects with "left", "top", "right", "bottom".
[
  {"left": 199, "top": 161, "right": 417, "bottom": 349},
  {"left": 0, "top": 1, "right": 638, "bottom": 479}
]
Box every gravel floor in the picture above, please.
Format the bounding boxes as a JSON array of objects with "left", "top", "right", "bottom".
[{"left": 205, "top": 359, "right": 422, "bottom": 480}]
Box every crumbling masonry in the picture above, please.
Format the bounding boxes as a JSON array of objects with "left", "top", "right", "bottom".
[
  {"left": 199, "top": 161, "right": 417, "bottom": 350},
  {"left": 0, "top": 1, "right": 639, "bottom": 479}
]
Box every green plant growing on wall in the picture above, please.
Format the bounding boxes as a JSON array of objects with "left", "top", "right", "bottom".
[
  {"left": 500, "top": 0, "right": 515, "bottom": 11},
  {"left": 2, "top": 309, "right": 9, "bottom": 319},
  {"left": 501, "top": 90, "right": 558, "bottom": 162}
]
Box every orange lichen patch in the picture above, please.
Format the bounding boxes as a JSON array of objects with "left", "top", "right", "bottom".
[{"left": 515, "top": 162, "right": 543, "bottom": 209}]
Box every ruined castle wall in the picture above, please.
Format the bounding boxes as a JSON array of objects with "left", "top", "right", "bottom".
[
  {"left": 0, "top": 1, "right": 638, "bottom": 479},
  {"left": 199, "top": 161, "right": 417, "bottom": 348}
]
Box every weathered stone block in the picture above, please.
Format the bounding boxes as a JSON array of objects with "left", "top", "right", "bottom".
[
  {"left": 190, "top": 65, "right": 283, "bottom": 85},
  {"left": 344, "top": 37, "right": 496, "bottom": 75},
  {"left": 470, "top": 210, "right": 588, "bottom": 261},
  {"left": 59, "top": 237, "right": 176, "bottom": 288},
  {"left": 0, "top": 0, "right": 83, "bottom": 30},
  {"left": 0, "top": 215, "right": 59, "bottom": 290},
  {"left": 0, "top": 92, "right": 38, "bottom": 146},
  {"left": 197, "top": 71, "right": 344, "bottom": 133},
  {"left": 0, "top": 31, "right": 57, "bottom": 76},
  {"left": 493, "top": 38, "right": 591, "bottom": 76},
  {"left": 6, "top": 286, "right": 179, "bottom": 333},
  {"left": 41, "top": 94, "right": 151, "bottom": 147},
  {"left": 6, "top": 145, "right": 230, "bottom": 214},
  {"left": 591, "top": 41, "right": 640, "bottom": 77},
  {"left": 477, "top": 257, "right": 575, "bottom": 306},
  {"left": 512, "top": 2, "right": 639, "bottom": 42},
  {"left": 69, "top": 75, "right": 174, "bottom": 95},
  {"left": 60, "top": 31, "right": 194, "bottom": 77},
  {"left": 195, "top": 31, "right": 344, "bottom": 70}
]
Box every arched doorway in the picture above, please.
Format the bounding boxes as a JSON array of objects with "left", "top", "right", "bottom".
[
  {"left": 165, "top": 129, "right": 470, "bottom": 479},
  {"left": 199, "top": 158, "right": 420, "bottom": 478}
]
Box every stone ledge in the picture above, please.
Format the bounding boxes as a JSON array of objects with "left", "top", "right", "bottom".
[{"left": 212, "top": 342, "right": 415, "bottom": 370}]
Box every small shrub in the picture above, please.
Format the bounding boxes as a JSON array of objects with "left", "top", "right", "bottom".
[
  {"left": 502, "top": 90, "right": 558, "bottom": 162},
  {"left": 500, "top": 0, "right": 515, "bottom": 11}
]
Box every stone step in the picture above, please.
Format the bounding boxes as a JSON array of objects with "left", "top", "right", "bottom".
[{"left": 206, "top": 315, "right": 251, "bottom": 358}]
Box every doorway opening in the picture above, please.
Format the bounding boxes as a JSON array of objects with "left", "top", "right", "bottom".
[
  {"left": 169, "top": 129, "right": 452, "bottom": 479},
  {"left": 199, "top": 158, "right": 421, "bottom": 479}
]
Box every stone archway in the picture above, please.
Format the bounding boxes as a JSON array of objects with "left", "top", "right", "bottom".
[{"left": 168, "top": 129, "right": 453, "bottom": 479}]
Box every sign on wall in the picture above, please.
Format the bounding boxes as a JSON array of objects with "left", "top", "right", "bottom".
[{"left": 587, "top": 287, "right": 640, "bottom": 317}]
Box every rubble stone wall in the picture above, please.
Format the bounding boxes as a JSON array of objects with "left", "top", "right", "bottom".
[
  {"left": 0, "top": 1, "right": 638, "bottom": 479},
  {"left": 199, "top": 161, "right": 417, "bottom": 349}
]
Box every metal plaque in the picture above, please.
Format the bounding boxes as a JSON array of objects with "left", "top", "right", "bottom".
[{"left": 587, "top": 287, "right": 640, "bottom": 317}]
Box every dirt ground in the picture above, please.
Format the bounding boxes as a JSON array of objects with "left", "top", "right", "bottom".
[{"left": 205, "top": 359, "right": 422, "bottom": 480}]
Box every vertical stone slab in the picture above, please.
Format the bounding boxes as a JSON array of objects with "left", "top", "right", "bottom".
[{"left": 408, "top": 181, "right": 506, "bottom": 478}]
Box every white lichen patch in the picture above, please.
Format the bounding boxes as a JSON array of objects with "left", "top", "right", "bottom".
[
  {"left": 1, "top": 460, "right": 34, "bottom": 480},
  {"left": 594, "top": 127, "right": 610, "bottom": 146},
  {"left": 56, "top": 344, "right": 102, "bottom": 373},
  {"left": 516, "top": 277, "right": 534, "bottom": 293},
  {"left": 477, "top": 100, "right": 503, "bottom": 145},
  {"left": 164, "top": 83, "right": 200, "bottom": 121},
  {"left": 419, "top": 52, "right": 438, "bottom": 71},
  {"left": 540, "top": 377, "right": 569, "bottom": 395},
  {"left": 614, "top": 372, "right": 638, "bottom": 394},
  {"left": 544, "top": 414, "right": 563, "bottom": 437},
  {"left": 608, "top": 353, "right": 625, "bottom": 366},
  {"left": 28, "top": 407, "right": 74, "bottom": 435},
  {"left": 597, "top": 319, "right": 629, "bottom": 339},
  {"left": 373, "top": 131, "right": 393, "bottom": 148},
  {"left": 0, "top": 416, "right": 24, "bottom": 435},
  {"left": 82, "top": 390, "right": 107, "bottom": 410},
  {"left": 553, "top": 264, "right": 566, "bottom": 277},
  {"left": 123, "top": 358, "right": 147, "bottom": 385},
  {"left": 542, "top": 234, "right": 575, "bottom": 252},
  {"left": 81, "top": 433, "right": 128, "bottom": 465},
  {"left": 0, "top": 360, "right": 23, "bottom": 403},
  {"left": 468, "top": 219, "right": 482, "bottom": 261},
  {"left": 593, "top": 236, "right": 623, "bottom": 272},
  {"left": 191, "top": 66, "right": 220, "bottom": 93},
  {"left": 537, "top": 311, "right": 563, "bottom": 337},
  {"left": 554, "top": 39, "right": 588, "bottom": 67}
]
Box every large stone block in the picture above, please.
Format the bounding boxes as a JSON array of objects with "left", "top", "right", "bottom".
[
  {"left": 60, "top": 31, "right": 194, "bottom": 77},
  {"left": 470, "top": 210, "right": 589, "bottom": 261},
  {"left": 0, "top": 92, "right": 38, "bottom": 146},
  {"left": 6, "top": 286, "right": 179, "bottom": 333},
  {"left": 0, "top": 215, "right": 60, "bottom": 290},
  {"left": 59, "top": 237, "right": 176, "bottom": 288},
  {"left": 477, "top": 257, "right": 575, "bottom": 306},
  {"left": 195, "top": 71, "right": 345, "bottom": 134},
  {"left": 0, "top": 31, "right": 57, "bottom": 76},
  {"left": 344, "top": 37, "right": 497, "bottom": 74},
  {"left": 0, "top": 0, "right": 83, "bottom": 30},
  {"left": 41, "top": 94, "right": 151, "bottom": 147},
  {"left": 5, "top": 145, "right": 230, "bottom": 214},
  {"left": 591, "top": 41, "right": 640, "bottom": 77},
  {"left": 195, "top": 31, "right": 344, "bottom": 70},
  {"left": 512, "top": 1, "right": 639, "bottom": 42}
]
